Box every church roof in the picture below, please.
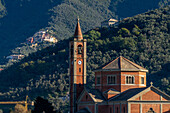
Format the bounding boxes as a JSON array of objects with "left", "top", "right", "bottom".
[
  {"left": 87, "top": 89, "right": 106, "bottom": 102},
  {"left": 95, "top": 56, "right": 148, "bottom": 72},
  {"left": 77, "top": 88, "right": 106, "bottom": 103},
  {"left": 74, "top": 18, "right": 83, "bottom": 40},
  {"left": 109, "top": 86, "right": 170, "bottom": 101},
  {"left": 109, "top": 87, "right": 147, "bottom": 101},
  {"left": 103, "top": 88, "right": 120, "bottom": 94}
]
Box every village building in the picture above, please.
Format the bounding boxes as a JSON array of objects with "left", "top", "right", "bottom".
[
  {"left": 26, "top": 31, "right": 58, "bottom": 44},
  {"left": 6, "top": 54, "right": 24, "bottom": 61},
  {"left": 0, "top": 68, "right": 3, "bottom": 72},
  {"left": 101, "top": 19, "right": 118, "bottom": 28},
  {"left": 43, "top": 36, "right": 58, "bottom": 43},
  {"left": 69, "top": 19, "right": 170, "bottom": 113}
]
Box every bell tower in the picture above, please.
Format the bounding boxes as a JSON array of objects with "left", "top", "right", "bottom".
[{"left": 69, "top": 18, "right": 87, "bottom": 113}]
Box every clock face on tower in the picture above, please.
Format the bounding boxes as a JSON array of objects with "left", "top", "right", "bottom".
[{"left": 78, "top": 60, "right": 82, "bottom": 65}]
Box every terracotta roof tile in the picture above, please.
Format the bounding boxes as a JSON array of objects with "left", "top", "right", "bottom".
[
  {"left": 96, "top": 56, "right": 148, "bottom": 72},
  {"left": 110, "top": 87, "right": 147, "bottom": 101},
  {"left": 109, "top": 86, "right": 170, "bottom": 101}
]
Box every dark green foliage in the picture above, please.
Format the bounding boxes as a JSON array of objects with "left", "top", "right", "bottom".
[
  {"left": 0, "top": 5, "right": 169, "bottom": 112},
  {"left": 0, "top": 0, "right": 164, "bottom": 63},
  {"left": 110, "top": 0, "right": 161, "bottom": 18},
  {"left": 32, "top": 96, "right": 56, "bottom": 113},
  {"left": 159, "top": 0, "right": 170, "bottom": 8},
  {"left": 0, "top": 0, "right": 6, "bottom": 18},
  {"left": 48, "top": 93, "right": 69, "bottom": 113},
  {"left": 0, "top": 0, "right": 62, "bottom": 63}
]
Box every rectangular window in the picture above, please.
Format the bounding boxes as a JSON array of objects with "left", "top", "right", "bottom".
[
  {"left": 97, "top": 77, "right": 101, "bottom": 84},
  {"left": 79, "top": 68, "right": 81, "bottom": 72},
  {"left": 108, "top": 75, "right": 116, "bottom": 84},
  {"left": 141, "top": 77, "right": 144, "bottom": 84}
]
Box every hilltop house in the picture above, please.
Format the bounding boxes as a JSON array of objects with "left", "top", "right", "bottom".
[
  {"left": 0, "top": 68, "right": 3, "bottom": 72},
  {"left": 69, "top": 19, "right": 170, "bottom": 113},
  {"left": 6, "top": 55, "right": 24, "bottom": 61},
  {"left": 27, "top": 31, "right": 58, "bottom": 44},
  {"left": 101, "top": 19, "right": 118, "bottom": 28}
]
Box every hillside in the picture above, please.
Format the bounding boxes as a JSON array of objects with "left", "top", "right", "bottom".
[
  {"left": 0, "top": 6, "right": 169, "bottom": 112},
  {"left": 0, "top": 0, "right": 165, "bottom": 63},
  {"left": 0, "top": 0, "right": 6, "bottom": 18}
]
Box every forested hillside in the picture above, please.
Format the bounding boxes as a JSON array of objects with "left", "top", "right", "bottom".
[
  {"left": 0, "top": 0, "right": 6, "bottom": 18},
  {"left": 0, "top": 6, "right": 169, "bottom": 112},
  {"left": 0, "top": 0, "right": 166, "bottom": 63}
]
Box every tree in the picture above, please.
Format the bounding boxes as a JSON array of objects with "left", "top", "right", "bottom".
[
  {"left": 10, "top": 104, "right": 31, "bottom": 113},
  {"left": 161, "top": 78, "right": 169, "bottom": 86},
  {"left": 32, "top": 96, "right": 56, "bottom": 113},
  {"left": 118, "top": 28, "right": 131, "bottom": 37}
]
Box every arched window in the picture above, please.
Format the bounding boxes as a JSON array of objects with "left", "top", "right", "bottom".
[
  {"left": 126, "top": 75, "right": 135, "bottom": 84},
  {"left": 129, "top": 76, "right": 132, "bottom": 83},
  {"left": 126, "top": 76, "right": 128, "bottom": 84},
  {"left": 132, "top": 76, "right": 134, "bottom": 84},
  {"left": 107, "top": 75, "right": 116, "bottom": 84},
  {"left": 78, "top": 45, "right": 82, "bottom": 54}
]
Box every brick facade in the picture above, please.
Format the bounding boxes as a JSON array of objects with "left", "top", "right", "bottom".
[
  {"left": 69, "top": 19, "right": 87, "bottom": 113},
  {"left": 142, "top": 90, "right": 160, "bottom": 100},
  {"left": 131, "top": 104, "right": 140, "bottom": 113},
  {"left": 76, "top": 56, "right": 170, "bottom": 113},
  {"left": 70, "top": 21, "right": 170, "bottom": 113},
  {"left": 95, "top": 71, "right": 146, "bottom": 93}
]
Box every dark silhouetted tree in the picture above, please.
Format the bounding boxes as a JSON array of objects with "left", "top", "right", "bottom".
[{"left": 32, "top": 96, "right": 56, "bottom": 113}]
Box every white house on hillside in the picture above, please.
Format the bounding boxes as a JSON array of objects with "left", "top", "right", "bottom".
[{"left": 101, "top": 18, "right": 118, "bottom": 28}]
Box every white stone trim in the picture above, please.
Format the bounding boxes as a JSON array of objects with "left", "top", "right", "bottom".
[
  {"left": 139, "top": 84, "right": 146, "bottom": 87},
  {"left": 140, "top": 104, "right": 142, "bottom": 113},
  {"left": 139, "top": 75, "right": 145, "bottom": 77},
  {"left": 128, "top": 102, "right": 131, "bottom": 113},
  {"left": 125, "top": 75, "right": 135, "bottom": 85}
]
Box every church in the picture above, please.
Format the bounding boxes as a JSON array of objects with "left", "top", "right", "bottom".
[{"left": 69, "top": 19, "right": 170, "bottom": 113}]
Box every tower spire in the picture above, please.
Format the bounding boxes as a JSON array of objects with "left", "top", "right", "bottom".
[
  {"left": 74, "top": 17, "right": 83, "bottom": 40},
  {"left": 69, "top": 18, "right": 87, "bottom": 113}
]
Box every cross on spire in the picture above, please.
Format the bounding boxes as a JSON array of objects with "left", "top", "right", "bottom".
[
  {"left": 150, "top": 82, "right": 153, "bottom": 86},
  {"left": 74, "top": 17, "right": 83, "bottom": 40},
  {"left": 77, "top": 16, "right": 79, "bottom": 21}
]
